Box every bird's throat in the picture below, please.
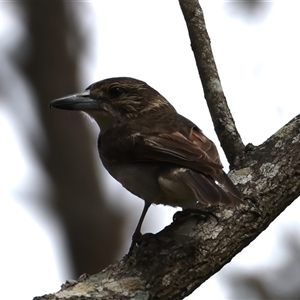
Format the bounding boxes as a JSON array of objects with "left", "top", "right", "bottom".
[{"left": 87, "top": 111, "right": 119, "bottom": 131}]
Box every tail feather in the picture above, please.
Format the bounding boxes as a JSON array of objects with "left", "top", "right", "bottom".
[{"left": 178, "top": 169, "right": 243, "bottom": 206}]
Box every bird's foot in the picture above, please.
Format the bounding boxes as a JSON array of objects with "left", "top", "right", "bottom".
[
  {"left": 128, "top": 231, "right": 143, "bottom": 254},
  {"left": 128, "top": 232, "right": 160, "bottom": 254},
  {"left": 173, "top": 208, "right": 219, "bottom": 224}
]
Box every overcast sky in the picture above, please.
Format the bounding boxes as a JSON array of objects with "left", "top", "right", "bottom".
[{"left": 1, "top": 1, "right": 300, "bottom": 299}]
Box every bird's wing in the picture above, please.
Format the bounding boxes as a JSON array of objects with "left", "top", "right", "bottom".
[
  {"left": 132, "top": 127, "right": 223, "bottom": 176},
  {"left": 101, "top": 125, "right": 221, "bottom": 173},
  {"left": 100, "top": 125, "right": 242, "bottom": 203}
]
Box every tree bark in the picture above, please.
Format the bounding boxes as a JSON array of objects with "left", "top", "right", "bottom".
[
  {"left": 34, "top": 0, "right": 300, "bottom": 299},
  {"left": 19, "top": 1, "right": 124, "bottom": 276},
  {"left": 179, "top": 0, "right": 245, "bottom": 168}
]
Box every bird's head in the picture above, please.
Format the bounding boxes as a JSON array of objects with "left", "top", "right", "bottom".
[{"left": 49, "top": 77, "right": 175, "bottom": 131}]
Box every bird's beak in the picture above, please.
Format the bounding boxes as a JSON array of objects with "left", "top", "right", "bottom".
[{"left": 49, "top": 90, "right": 100, "bottom": 111}]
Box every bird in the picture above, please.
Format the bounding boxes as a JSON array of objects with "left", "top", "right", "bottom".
[{"left": 49, "top": 77, "right": 243, "bottom": 252}]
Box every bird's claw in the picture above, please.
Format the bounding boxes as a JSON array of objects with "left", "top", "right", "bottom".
[
  {"left": 173, "top": 208, "right": 219, "bottom": 224},
  {"left": 128, "top": 232, "right": 160, "bottom": 254},
  {"left": 128, "top": 231, "right": 143, "bottom": 253}
]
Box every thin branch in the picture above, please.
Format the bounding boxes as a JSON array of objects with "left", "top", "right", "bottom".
[{"left": 178, "top": 0, "right": 245, "bottom": 167}]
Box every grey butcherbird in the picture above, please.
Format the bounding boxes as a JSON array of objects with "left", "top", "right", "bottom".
[{"left": 49, "top": 77, "right": 243, "bottom": 252}]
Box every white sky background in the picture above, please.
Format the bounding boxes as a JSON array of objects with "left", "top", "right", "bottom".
[{"left": 1, "top": 1, "right": 300, "bottom": 299}]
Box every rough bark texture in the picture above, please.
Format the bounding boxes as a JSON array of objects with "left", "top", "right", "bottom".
[
  {"left": 34, "top": 0, "right": 300, "bottom": 299},
  {"left": 33, "top": 115, "right": 300, "bottom": 300},
  {"left": 179, "top": 0, "right": 245, "bottom": 167}
]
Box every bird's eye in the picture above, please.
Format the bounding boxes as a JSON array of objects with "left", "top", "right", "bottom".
[{"left": 109, "top": 87, "right": 125, "bottom": 98}]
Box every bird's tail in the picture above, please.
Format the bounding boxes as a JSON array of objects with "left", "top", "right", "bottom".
[{"left": 182, "top": 170, "right": 243, "bottom": 206}]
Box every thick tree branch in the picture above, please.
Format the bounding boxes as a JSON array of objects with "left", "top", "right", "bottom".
[
  {"left": 179, "top": 0, "right": 245, "bottom": 167},
  {"left": 35, "top": 115, "right": 300, "bottom": 299}
]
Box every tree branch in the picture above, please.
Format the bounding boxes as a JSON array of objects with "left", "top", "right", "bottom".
[
  {"left": 178, "top": 0, "right": 245, "bottom": 167},
  {"left": 35, "top": 114, "right": 300, "bottom": 299}
]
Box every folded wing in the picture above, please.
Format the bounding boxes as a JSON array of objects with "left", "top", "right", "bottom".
[{"left": 100, "top": 123, "right": 243, "bottom": 206}]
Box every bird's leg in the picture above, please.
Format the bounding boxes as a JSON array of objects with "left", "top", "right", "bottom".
[{"left": 129, "top": 201, "right": 151, "bottom": 253}]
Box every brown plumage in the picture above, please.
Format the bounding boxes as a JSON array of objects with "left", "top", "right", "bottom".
[{"left": 50, "top": 77, "right": 243, "bottom": 252}]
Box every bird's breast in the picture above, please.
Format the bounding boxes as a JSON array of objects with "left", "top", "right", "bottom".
[{"left": 100, "top": 156, "right": 163, "bottom": 202}]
